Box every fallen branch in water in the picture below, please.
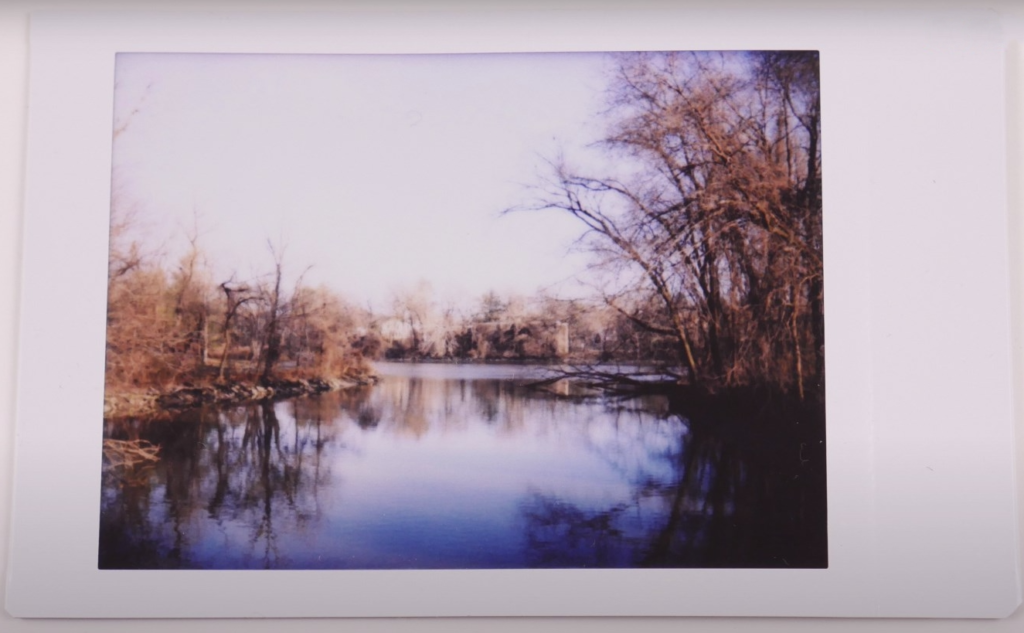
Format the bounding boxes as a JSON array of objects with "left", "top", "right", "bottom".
[
  {"left": 103, "top": 439, "right": 160, "bottom": 470},
  {"left": 522, "top": 363, "right": 681, "bottom": 396}
]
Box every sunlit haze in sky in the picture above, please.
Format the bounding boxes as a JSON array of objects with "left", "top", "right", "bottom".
[{"left": 111, "top": 53, "right": 617, "bottom": 311}]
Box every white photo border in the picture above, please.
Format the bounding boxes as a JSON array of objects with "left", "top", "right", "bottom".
[{"left": 6, "top": 7, "right": 1020, "bottom": 618}]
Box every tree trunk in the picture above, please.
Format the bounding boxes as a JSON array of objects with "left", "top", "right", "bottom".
[
  {"left": 217, "top": 324, "right": 232, "bottom": 382},
  {"left": 790, "top": 296, "right": 805, "bottom": 402},
  {"left": 259, "top": 261, "right": 283, "bottom": 385}
]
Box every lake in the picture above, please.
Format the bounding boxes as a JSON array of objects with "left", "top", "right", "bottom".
[{"left": 99, "top": 362, "right": 827, "bottom": 569}]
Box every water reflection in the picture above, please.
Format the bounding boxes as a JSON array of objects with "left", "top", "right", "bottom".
[
  {"left": 99, "top": 363, "right": 826, "bottom": 569},
  {"left": 519, "top": 399, "right": 827, "bottom": 568}
]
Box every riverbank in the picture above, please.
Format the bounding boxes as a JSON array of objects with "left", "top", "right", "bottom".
[
  {"left": 382, "top": 356, "right": 573, "bottom": 365},
  {"left": 103, "top": 375, "right": 378, "bottom": 420}
]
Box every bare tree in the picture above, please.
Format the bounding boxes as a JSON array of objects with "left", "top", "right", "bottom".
[
  {"left": 257, "top": 242, "right": 286, "bottom": 384},
  {"left": 216, "top": 278, "right": 254, "bottom": 381},
  {"left": 516, "top": 51, "right": 823, "bottom": 398}
]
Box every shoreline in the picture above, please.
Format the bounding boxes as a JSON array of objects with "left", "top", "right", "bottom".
[
  {"left": 374, "top": 357, "right": 667, "bottom": 367},
  {"left": 378, "top": 356, "right": 572, "bottom": 365},
  {"left": 103, "top": 375, "right": 378, "bottom": 421}
]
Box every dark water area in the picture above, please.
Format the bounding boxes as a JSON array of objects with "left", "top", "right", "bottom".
[{"left": 99, "top": 362, "right": 827, "bottom": 569}]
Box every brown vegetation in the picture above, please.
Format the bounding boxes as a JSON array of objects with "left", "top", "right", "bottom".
[
  {"left": 103, "top": 216, "right": 372, "bottom": 404},
  {"left": 515, "top": 51, "right": 823, "bottom": 400}
]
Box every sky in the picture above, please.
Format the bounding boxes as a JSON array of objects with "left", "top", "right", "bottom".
[{"left": 110, "top": 52, "right": 619, "bottom": 312}]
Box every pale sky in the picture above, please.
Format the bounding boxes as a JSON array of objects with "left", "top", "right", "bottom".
[{"left": 111, "top": 52, "right": 618, "bottom": 311}]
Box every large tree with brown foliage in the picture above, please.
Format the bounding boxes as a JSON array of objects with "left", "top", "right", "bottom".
[{"left": 522, "top": 51, "right": 823, "bottom": 398}]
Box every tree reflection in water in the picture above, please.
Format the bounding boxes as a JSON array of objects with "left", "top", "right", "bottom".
[
  {"left": 100, "top": 392, "right": 358, "bottom": 569},
  {"left": 519, "top": 392, "right": 826, "bottom": 568},
  {"left": 99, "top": 366, "right": 825, "bottom": 569}
]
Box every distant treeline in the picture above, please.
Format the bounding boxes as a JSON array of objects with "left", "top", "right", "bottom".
[
  {"left": 375, "top": 287, "right": 683, "bottom": 363},
  {"left": 103, "top": 227, "right": 684, "bottom": 394}
]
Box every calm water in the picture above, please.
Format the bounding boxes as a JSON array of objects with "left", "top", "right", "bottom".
[{"left": 99, "top": 362, "right": 827, "bottom": 569}]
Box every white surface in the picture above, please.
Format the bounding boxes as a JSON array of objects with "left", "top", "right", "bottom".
[{"left": 2, "top": 0, "right": 1023, "bottom": 630}]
